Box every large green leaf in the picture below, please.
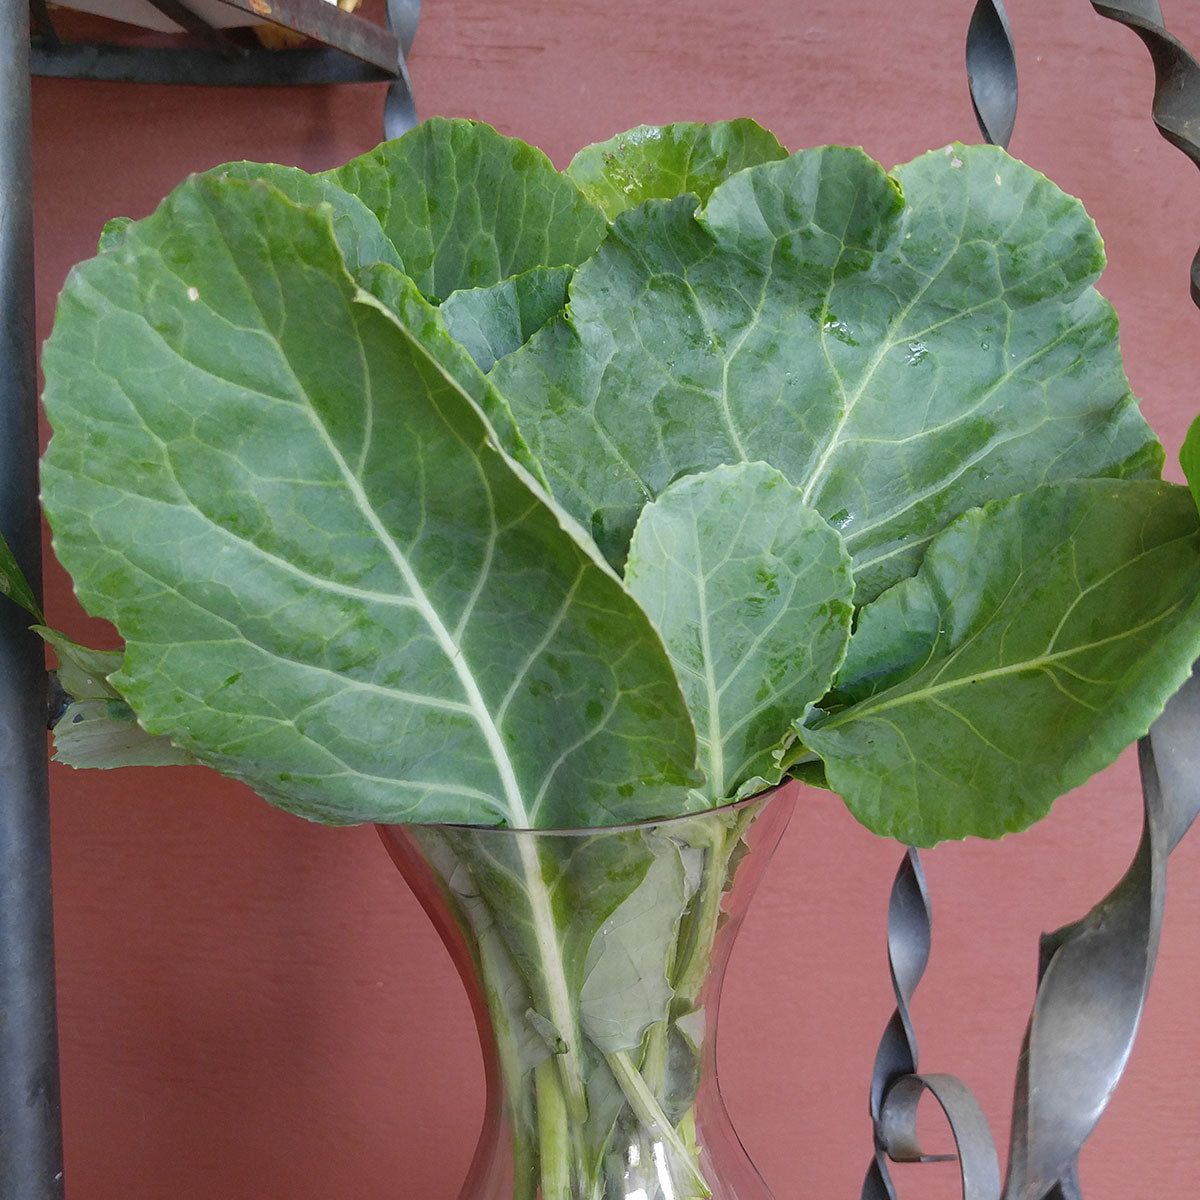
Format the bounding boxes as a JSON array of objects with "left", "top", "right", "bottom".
[
  {"left": 799, "top": 479, "right": 1200, "bottom": 845},
  {"left": 625, "top": 463, "right": 853, "bottom": 802},
  {"left": 40, "top": 172, "right": 699, "bottom": 828},
  {"left": 491, "top": 143, "right": 1160, "bottom": 600},
  {"left": 564, "top": 119, "right": 788, "bottom": 219},
  {"left": 323, "top": 117, "right": 608, "bottom": 302}
]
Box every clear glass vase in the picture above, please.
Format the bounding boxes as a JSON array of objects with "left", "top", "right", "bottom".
[{"left": 378, "top": 785, "right": 794, "bottom": 1200}]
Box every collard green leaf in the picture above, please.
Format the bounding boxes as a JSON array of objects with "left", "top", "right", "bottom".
[
  {"left": 211, "top": 160, "right": 402, "bottom": 273},
  {"left": 565, "top": 119, "right": 788, "bottom": 219},
  {"left": 40, "top": 172, "right": 699, "bottom": 828},
  {"left": 323, "top": 117, "right": 608, "bottom": 302},
  {"left": 1182, "top": 413, "right": 1200, "bottom": 517},
  {"left": 625, "top": 463, "right": 853, "bottom": 801},
  {"left": 799, "top": 479, "right": 1200, "bottom": 845},
  {"left": 442, "top": 266, "right": 573, "bottom": 373},
  {"left": 579, "top": 832, "right": 696, "bottom": 1054},
  {"left": 491, "top": 143, "right": 1160, "bottom": 599},
  {"left": 0, "top": 530, "right": 42, "bottom": 620}
]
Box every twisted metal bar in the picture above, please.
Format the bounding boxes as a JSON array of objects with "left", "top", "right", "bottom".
[
  {"left": 1003, "top": 667, "right": 1200, "bottom": 1200},
  {"left": 863, "top": 15, "right": 1019, "bottom": 1194},
  {"left": 865, "top": 6, "right": 1200, "bottom": 1198},
  {"left": 862, "top": 851, "right": 929, "bottom": 1200},
  {"left": 966, "top": 0, "right": 1017, "bottom": 147},
  {"left": 1090, "top": 1, "right": 1200, "bottom": 307},
  {"left": 862, "top": 854, "right": 1004, "bottom": 1200},
  {"left": 1000, "top": 7, "right": 1200, "bottom": 1193}
]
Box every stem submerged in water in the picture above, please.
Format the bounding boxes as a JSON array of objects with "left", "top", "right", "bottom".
[
  {"left": 606, "top": 1049, "right": 714, "bottom": 1198},
  {"left": 534, "top": 1057, "right": 571, "bottom": 1197},
  {"left": 401, "top": 795, "right": 779, "bottom": 1199}
]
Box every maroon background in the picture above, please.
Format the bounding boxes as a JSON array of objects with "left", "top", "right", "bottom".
[{"left": 31, "top": 2, "right": 1200, "bottom": 1196}]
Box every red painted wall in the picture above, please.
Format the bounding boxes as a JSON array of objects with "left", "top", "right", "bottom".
[{"left": 31, "top": 2, "right": 1200, "bottom": 1197}]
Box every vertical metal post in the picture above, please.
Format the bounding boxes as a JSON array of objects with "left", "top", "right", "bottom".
[{"left": 0, "top": 4, "right": 65, "bottom": 1198}]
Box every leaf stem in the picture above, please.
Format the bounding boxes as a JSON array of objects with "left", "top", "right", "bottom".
[
  {"left": 534, "top": 1057, "right": 572, "bottom": 1198},
  {"left": 671, "top": 824, "right": 732, "bottom": 1009},
  {"left": 605, "top": 1049, "right": 713, "bottom": 1198},
  {"left": 516, "top": 833, "right": 590, "bottom": 1125}
]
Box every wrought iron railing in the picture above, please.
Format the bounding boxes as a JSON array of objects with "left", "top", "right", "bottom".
[{"left": 864, "top": 6, "right": 1200, "bottom": 1197}]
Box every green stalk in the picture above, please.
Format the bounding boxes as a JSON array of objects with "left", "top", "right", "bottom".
[
  {"left": 513, "top": 1131, "right": 540, "bottom": 1200},
  {"left": 596, "top": 811, "right": 764, "bottom": 1199},
  {"left": 515, "top": 835, "right": 591, "bottom": 1127},
  {"left": 474, "top": 940, "right": 540, "bottom": 1200},
  {"left": 419, "top": 826, "right": 592, "bottom": 1197},
  {"left": 534, "top": 1057, "right": 572, "bottom": 1198},
  {"left": 621, "top": 804, "right": 764, "bottom": 1197},
  {"left": 606, "top": 1049, "right": 713, "bottom": 1198},
  {"left": 671, "top": 802, "right": 760, "bottom": 1009},
  {"left": 640, "top": 1019, "right": 669, "bottom": 1095},
  {"left": 670, "top": 825, "right": 731, "bottom": 1009}
]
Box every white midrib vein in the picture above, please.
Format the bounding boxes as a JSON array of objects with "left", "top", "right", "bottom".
[
  {"left": 299, "top": 338, "right": 589, "bottom": 1119},
  {"left": 158, "top": 203, "right": 588, "bottom": 1116},
  {"left": 692, "top": 519, "right": 725, "bottom": 798},
  {"left": 87, "top": 204, "right": 589, "bottom": 1101}
]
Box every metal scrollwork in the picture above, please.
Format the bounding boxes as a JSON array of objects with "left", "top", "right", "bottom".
[
  {"left": 866, "top": 680, "right": 1200, "bottom": 1200},
  {"left": 862, "top": 852, "right": 1004, "bottom": 1200},
  {"left": 1089, "top": 0, "right": 1200, "bottom": 307},
  {"left": 865, "top": 5, "right": 1200, "bottom": 1197},
  {"left": 1003, "top": 668, "right": 1200, "bottom": 1199}
]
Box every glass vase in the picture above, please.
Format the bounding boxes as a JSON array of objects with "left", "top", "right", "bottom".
[{"left": 378, "top": 784, "right": 794, "bottom": 1200}]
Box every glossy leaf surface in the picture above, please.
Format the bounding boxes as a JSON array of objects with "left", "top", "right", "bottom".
[{"left": 565, "top": 119, "right": 788, "bottom": 218}]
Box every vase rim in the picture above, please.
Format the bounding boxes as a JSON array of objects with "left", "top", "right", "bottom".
[{"left": 376, "top": 778, "right": 797, "bottom": 838}]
